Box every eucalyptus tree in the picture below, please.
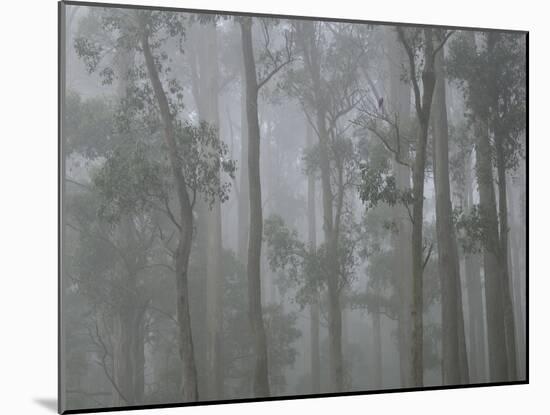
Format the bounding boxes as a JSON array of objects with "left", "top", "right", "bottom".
[
  {"left": 448, "top": 30, "right": 526, "bottom": 381},
  {"left": 239, "top": 16, "right": 293, "bottom": 397},
  {"left": 282, "top": 20, "right": 366, "bottom": 392},
  {"left": 430, "top": 30, "right": 469, "bottom": 384},
  {"left": 356, "top": 27, "right": 453, "bottom": 386},
  {"left": 74, "top": 8, "right": 236, "bottom": 400},
  {"left": 186, "top": 18, "right": 226, "bottom": 399}
]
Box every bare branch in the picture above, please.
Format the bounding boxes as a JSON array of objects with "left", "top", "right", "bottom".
[{"left": 422, "top": 242, "right": 434, "bottom": 269}]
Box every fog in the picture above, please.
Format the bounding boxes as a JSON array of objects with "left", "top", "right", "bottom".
[{"left": 60, "top": 3, "right": 527, "bottom": 412}]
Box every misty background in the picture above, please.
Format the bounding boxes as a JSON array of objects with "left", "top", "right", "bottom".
[{"left": 60, "top": 4, "right": 526, "bottom": 412}]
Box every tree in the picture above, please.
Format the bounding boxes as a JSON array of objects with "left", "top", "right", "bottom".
[
  {"left": 358, "top": 27, "right": 451, "bottom": 386},
  {"left": 288, "top": 21, "right": 365, "bottom": 392},
  {"left": 75, "top": 9, "right": 236, "bottom": 400},
  {"left": 239, "top": 17, "right": 293, "bottom": 397},
  {"left": 448, "top": 30, "right": 526, "bottom": 381},
  {"left": 430, "top": 31, "right": 469, "bottom": 384},
  {"left": 306, "top": 124, "right": 321, "bottom": 393},
  {"left": 394, "top": 27, "right": 454, "bottom": 386},
  {"left": 188, "top": 19, "right": 225, "bottom": 399},
  {"left": 385, "top": 27, "right": 414, "bottom": 387}
]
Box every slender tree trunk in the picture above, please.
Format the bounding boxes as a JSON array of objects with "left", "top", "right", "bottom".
[
  {"left": 294, "top": 21, "right": 344, "bottom": 393},
  {"left": 398, "top": 28, "right": 438, "bottom": 387},
  {"left": 372, "top": 300, "right": 383, "bottom": 389},
  {"left": 508, "top": 172, "right": 526, "bottom": 379},
  {"left": 410, "top": 122, "right": 427, "bottom": 388},
  {"left": 463, "top": 153, "right": 488, "bottom": 382},
  {"left": 386, "top": 27, "right": 412, "bottom": 388},
  {"left": 240, "top": 18, "right": 270, "bottom": 398},
  {"left": 195, "top": 22, "right": 224, "bottom": 399},
  {"left": 238, "top": 64, "right": 250, "bottom": 266},
  {"left": 495, "top": 136, "right": 518, "bottom": 381},
  {"left": 111, "top": 296, "right": 146, "bottom": 406},
  {"left": 141, "top": 26, "right": 199, "bottom": 401},
  {"left": 489, "top": 34, "right": 519, "bottom": 380},
  {"left": 306, "top": 124, "right": 321, "bottom": 394},
  {"left": 109, "top": 50, "right": 147, "bottom": 407},
  {"left": 475, "top": 118, "right": 508, "bottom": 382},
  {"left": 431, "top": 43, "right": 469, "bottom": 385}
]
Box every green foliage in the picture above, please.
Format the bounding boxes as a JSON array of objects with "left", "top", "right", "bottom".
[
  {"left": 264, "top": 214, "right": 359, "bottom": 308},
  {"left": 447, "top": 31, "right": 526, "bottom": 171},
  {"left": 75, "top": 8, "right": 187, "bottom": 83},
  {"left": 175, "top": 120, "right": 236, "bottom": 208},
  {"left": 453, "top": 204, "right": 495, "bottom": 254},
  {"left": 263, "top": 303, "right": 301, "bottom": 394},
  {"left": 358, "top": 161, "right": 413, "bottom": 212},
  {"left": 93, "top": 140, "right": 164, "bottom": 224},
  {"left": 264, "top": 215, "right": 305, "bottom": 278},
  {"left": 448, "top": 121, "right": 474, "bottom": 194},
  {"left": 221, "top": 249, "right": 300, "bottom": 397},
  {"left": 65, "top": 91, "right": 115, "bottom": 158}
]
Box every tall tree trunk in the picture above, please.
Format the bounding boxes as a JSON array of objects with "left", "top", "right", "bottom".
[
  {"left": 111, "top": 217, "right": 147, "bottom": 406},
  {"left": 398, "top": 28, "right": 437, "bottom": 388},
  {"left": 141, "top": 26, "right": 199, "bottom": 401},
  {"left": 487, "top": 33, "right": 517, "bottom": 380},
  {"left": 508, "top": 167, "right": 526, "bottom": 379},
  {"left": 495, "top": 137, "right": 518, "bottom": 380},
  {"left": 431, "top": 43, "right": 469, "bottom": 385},
  {"left": 463, "top": 152, "right": 488, "bottom": 382},
  {"left": 108, "top": 49, "right": 147, "bottom": 407},
  {"left": 240, "top": 18, "right": 270, "bottom": 398},
  {"left": 294, "top": 21, "right": 344, "bottom": 393},
  {"left": 386, "top": 27, "right": 413, "bottom": 388},
  {"left": 475, "top": 118, "right": 508, "bottom": 382},
  {"left": 192, "top": 22, "right": 224, "bottom": 399},
  {"left": 372, "top": 299, "right": 383, "bottom": 389},
  {"left": 306, "top": 124, "right": 321, "bottom": 394},
  {"left": 238, "top": 64, "right": 250, "bottom": 266},
  {"left": 111, "top": 296, "right": 146, "bottom": 406},
  {"left": 489, "top": 35, "right": 518, "bottom": 382}
]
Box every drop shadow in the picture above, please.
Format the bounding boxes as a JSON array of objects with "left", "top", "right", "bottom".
[{"left": 34, "top": 398, "right": 57, "bottom": 413}]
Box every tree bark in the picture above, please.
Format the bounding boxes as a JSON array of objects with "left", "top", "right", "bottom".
[
  {"left": 372, "top": 299, "right": 383, "bottom": 389},
  {"left": 141, "top": 25, "right": 199, "bottom": 401},
  {"left": 386, "top": 27, "right": 413, "bottom": 388},
  {"left": 240, "top": 18, "right": 271, "bottom": 398},
  {"left": 475, "top": 117, "right": 508, "bottom": 382},
  {"left": 490, "top": 32, "right": 518, "bottom": 381},
  {"left": 495, "top": 134, "right": 518, "bottom": 381},
  {"left": 508, "top": 165, "right": 526, "bottom": 379},
  {"left": 463, "top": 151, "right": 488, "bottom": 382},
  {"left": 306, "top": 124, "right": 321, "bottom": 394},
  {"left": 295, "top": 21, "right": 344, "bottom": 392},
  {"left": 431, "top": 43, "right": 469, "bottom": 385},
  {"left": 238, "top": 63, "right": 250, "bottom": 266},
  {"left": 190, "top": 22, "right": 224, "bottom": 399},
  {"left": 398, "top": 28, "right": 438, "bottom": 387}
]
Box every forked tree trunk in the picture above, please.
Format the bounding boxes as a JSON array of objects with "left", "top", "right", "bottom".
[
  {"left": 238, "top": 62, "right": 250, "bottom": 266},
  {"left": 372, "top": 298, "right": 383, "bottom": 389},
  {"left": 475, "top": 118, "right": 508, "bottom": 382},
  {"left": 398, "top": 27, "right": 438, "bottom": 387},
  {"left": 240, "top": 18, "right": 270, "bottom": 397},
  {"left": 386, "top": 27, "right": 413, "bottom": 388},
  {"left": 141, "top": 25, "right": 199, "bottom": 401},
  {"left": 431, "top": 43, "right": 469, "bottom": 385},
  {"left": 306, "top": 124, "right": 321, "bottom": 394},
  {"left": 463, "top": 152, "right": 488, "bottom": 382},
  {"left": 297, "top": 21, "right": 344, "bottom": 393},
  {"left": 191, "top": 22, "right": 225, "bottom": 399},
  {"left": 490, "top": 34, "right": 518, "bottom": 381}
]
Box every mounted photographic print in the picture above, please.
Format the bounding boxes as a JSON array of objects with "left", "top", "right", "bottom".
[{"left": 59, "top": 1, "right": 528, "bottom": 413}]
